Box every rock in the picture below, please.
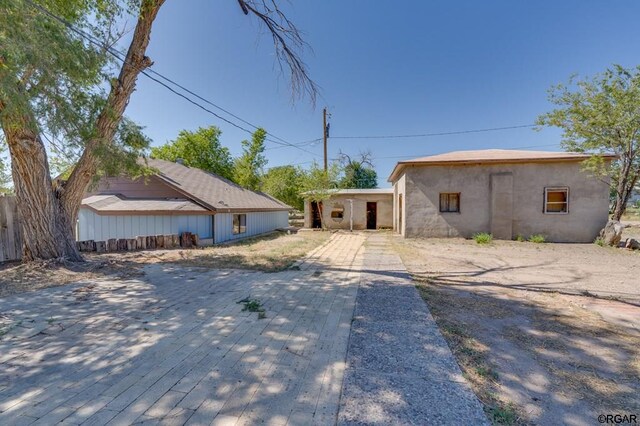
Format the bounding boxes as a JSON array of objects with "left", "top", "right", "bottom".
[
  {"left": 599, "top": 220, "right": 624, "bottom": 247},
  {"left": 624, "top": 238, "right": 640, "bottom": 250}
]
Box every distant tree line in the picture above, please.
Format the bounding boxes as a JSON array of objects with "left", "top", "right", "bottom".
[{"left": 148, "top": 125, "right": 378, "bottom": 211}]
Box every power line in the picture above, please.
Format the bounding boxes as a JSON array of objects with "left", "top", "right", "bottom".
[
  {"left": 24, "top": 0, "right": 319, "bottom": 156},
  {"left": 330, "top": 124, "right": 537, "bottom": 140}
]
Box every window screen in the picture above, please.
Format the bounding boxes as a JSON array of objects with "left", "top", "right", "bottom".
[{"left": 439, "top": 193, "right": 460, "bottom": 213}]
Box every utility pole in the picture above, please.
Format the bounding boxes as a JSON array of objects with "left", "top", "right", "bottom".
[{"left": 323, "top": 107, "right": 329, "bottom": 172}]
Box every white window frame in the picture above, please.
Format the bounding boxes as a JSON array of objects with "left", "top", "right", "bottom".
[{"left": 544, "top": 187, "right": 569, "bottom": 214}]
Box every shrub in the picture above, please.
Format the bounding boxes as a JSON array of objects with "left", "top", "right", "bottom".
[
  {"left": 594, "top": 237, "right": 605, "bottom": 247},
  {"left": 473, "top": 233, "right": 493, "bottom": 244},
  {"left": 528, "top": 234, "right": 546, "bottom": 243},
  {"left": 515, "top": 234, "right": 525, "bottom": 242}
]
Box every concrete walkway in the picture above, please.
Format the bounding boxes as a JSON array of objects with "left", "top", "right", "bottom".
[
  {"left": 0, "top": 233, "right": 365, "bottom": 425},
  {"left": 338, "top": 233, "right": 488, "bottom": 425}
]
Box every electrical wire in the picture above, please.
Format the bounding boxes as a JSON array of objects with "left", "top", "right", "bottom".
[{"left": 24, "top": 0, "right": 319, "bottom": 156}]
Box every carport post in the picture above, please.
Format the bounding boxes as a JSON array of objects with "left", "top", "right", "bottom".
[{"left": 348, "top": 199, "right": 353, "bottom": 232}]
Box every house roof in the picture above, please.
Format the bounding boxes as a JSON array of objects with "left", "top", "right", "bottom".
[
  {"left": 325, "top": 188, "right": 394, "bottom": 195},
  {"left": 82, "top": 194, "right": 210, "bottom": 215},
  {"left": 387, "top": 149, "right": 617, "bottom": 182},
  {"left": 145, "top": 159, "right": 290, "bottom": 212}
]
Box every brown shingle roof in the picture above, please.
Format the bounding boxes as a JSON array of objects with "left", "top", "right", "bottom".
[
  {"left": 388, "top": 149, "right": 616, "bottom": 182},
  {"left": 146, "top": 159, "right": 290, "bottom": 212},
  {"left": 82, "top": 194, "right": 209, "bottom": 214}
]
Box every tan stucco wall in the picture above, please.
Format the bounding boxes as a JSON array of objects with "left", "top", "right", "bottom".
[
  {"left": 393, "top": 174, "right": 406, "bottom": 236},
  {"left": 304, "top": 193, "right": 393, "bottom": 230},
  {"left": 397, "top": 162, "right": 610, "bottom": 242}
]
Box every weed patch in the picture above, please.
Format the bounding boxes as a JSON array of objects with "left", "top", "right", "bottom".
[
  {"left": 473, "top": 233, "right": 493, "bottom": 244},
  {"left": 528, "top": 234, "right": 546, "bottom": 243},
  {"left": 237, "top": 297, "right": 267, "bottom": 319}
]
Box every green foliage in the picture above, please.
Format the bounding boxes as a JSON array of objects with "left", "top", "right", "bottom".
[
  {"left": 473, "top": 233, "right": 493, "bottom": 244},
  {"left": 528, "top": 234, "right": 546, "bottom": 243},
  {"left": 299, "top": 161, "right": 341, "bottom": 203},
  {"left": 237, "top": 297, "right": 266, "bottom": 319},
  {"left": 537, "top": 65, "right": 640, "bottom": 219},
  {"left": 0, "top": 0, "right": 151, "bottom": 183},
  {"left": 339, "top": 152, "right": 377, "bottom": 188},
  {"left": 594, "top": 237, "right": 606, "bottom": 247},
  {"left": 262, "top": 165, "right": 304, "bottom": 210},
  {"left": 233, "top": 128, "right": 267, "bottom": 190},
  {"left": 514, "top": 234, "right": 525, "bottom": 242},
  {"left": 486, "top": 403, "right": 518, "bottom": 425},
  {"left": 150, "top": 126, "right": 234, "bottom": 181}
]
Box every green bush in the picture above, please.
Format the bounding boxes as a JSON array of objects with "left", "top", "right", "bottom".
[
  {"left": 473, "top": 233, "right": 493, "bottom": 244},
  {"left": 594, "top": 237, "right": 606, "bottom": 247},
  {"left": 515, "top": 234, "right": 525, "bottom": 242},
  {"left": 528, "top": 234, "right": 546, "bottom": 243}
]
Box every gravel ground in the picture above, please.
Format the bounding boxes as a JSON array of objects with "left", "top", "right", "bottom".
[{"left": 339, "top": 233, "right": 488, "bottom": 425}]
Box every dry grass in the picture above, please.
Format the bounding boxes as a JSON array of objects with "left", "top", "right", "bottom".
[
  {"left": 416, "top": 284, "right": 528, "bottom": 425},
  {"left": 100, "top": 230, "right": 330, "bottom": 272},
  {"left": 397, "top": 236, "right": 640, "bottom": 424},
  {"left": 0, "top": 231, "right": 330, "bottom": 298}
]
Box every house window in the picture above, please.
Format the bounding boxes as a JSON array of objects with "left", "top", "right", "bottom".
[
  {"left": 544, "top": 187, "right": 569, "bottom": 214},
  {"left": 233, "top": 214, "right": 246, "bottom": 234},
  {"left": 439, "top": 193, "right": 460, "bottom": 213},
  {"left": 331, "top": 203, "right": 344, "bottom": 222}
]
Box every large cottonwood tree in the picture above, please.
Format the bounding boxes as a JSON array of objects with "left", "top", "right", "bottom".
[{"left": 0, "top": 0, "right": 315, "bottom": 261}]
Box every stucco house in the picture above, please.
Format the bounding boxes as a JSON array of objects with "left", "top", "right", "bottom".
[
  {"left": 78, "top": 158, "right": 290, "bottom": 244},
  {"left": 389, "top": 149, "right": 614, "bottom": 242},
  {"left": 303, "top": 188, "right": 393, "bottom": 230}
]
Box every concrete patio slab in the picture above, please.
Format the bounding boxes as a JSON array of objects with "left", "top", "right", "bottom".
[{"left": 0, "top": 233, "right": 365, "bottom": 425}]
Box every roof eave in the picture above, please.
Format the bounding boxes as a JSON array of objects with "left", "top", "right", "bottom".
[{"left": 387, "top": 154, "right": 617, "bottom": 182}]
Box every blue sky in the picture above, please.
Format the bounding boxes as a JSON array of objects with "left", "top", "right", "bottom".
[{"left": 122, "top": 0, "right": 640, "bottom": 187}]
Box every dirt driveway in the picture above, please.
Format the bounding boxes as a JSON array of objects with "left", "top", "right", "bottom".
[{"left": 395, "top": 236, "right": 640, "bottom": 425}]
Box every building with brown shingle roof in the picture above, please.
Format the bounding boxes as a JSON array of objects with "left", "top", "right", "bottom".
[{"left": 78, "top": 159, "right": 290, "bottom": 244}]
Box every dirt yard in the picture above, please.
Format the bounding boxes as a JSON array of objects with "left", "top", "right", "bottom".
[
  {"left": 394, "top": 236, "right": 640, "bottom": 425},
  {"left": 0, "top": 230, "right": 330, "bottom": 298}
]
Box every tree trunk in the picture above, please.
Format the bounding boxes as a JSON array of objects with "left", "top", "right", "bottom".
[
  {"left": 0, "top": 0, "right": 164, "bottom": 262},
  {"left": 611, "top": 155, "right": 638, "bottom": 221},
  {"left": 0, "top": 117, "right": 82, "bottom": 261},
  {"left": 61, "top": 0, "right": 165, "bottom": 229}
]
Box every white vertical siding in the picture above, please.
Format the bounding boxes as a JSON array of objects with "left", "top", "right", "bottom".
[
  {"left": 214, "top": 211, "right": 289, "bottom": 244},
  {"left": 77, "top": 208, "right": 213, "bottom": 241}
]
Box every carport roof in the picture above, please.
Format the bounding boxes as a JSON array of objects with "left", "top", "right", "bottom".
[
  {"left": 387, "top": 149, "right": 616, "bottom": 182},
  {"left": 82, "top": 194, "right": 210, "bottom": 215}
]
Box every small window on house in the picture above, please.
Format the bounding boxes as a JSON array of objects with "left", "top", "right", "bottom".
[
  {"left": 439, "top": 193, "right": 460, "bottom": 213},
  {"left": 544, "top": 187, "right": 569, "bottom": 214},
  {"left": 233, "top": 214, "right": 246, "bottom": 234},
  {"left": 331, "top": 203, "right": 344, "bottom": 222}
]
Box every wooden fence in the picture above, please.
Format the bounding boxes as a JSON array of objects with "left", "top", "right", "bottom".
[{"left": 0, "top": 195, "right": 22, "bottom": 262}]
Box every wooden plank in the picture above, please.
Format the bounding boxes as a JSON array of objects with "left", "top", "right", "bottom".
[
  {"left": 136, "top": 236, "right": 146, "bottom": 250},
  {"left": 95, "top": 241, "right": 107, "bottom": 253},
  {"left": 156, "top": 234, "right": 165, "bottom": 249}
]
